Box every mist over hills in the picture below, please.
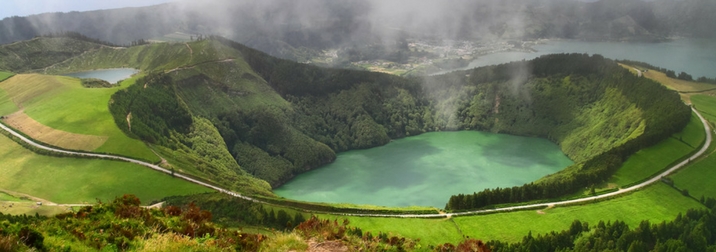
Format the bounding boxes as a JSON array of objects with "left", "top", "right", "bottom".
[{"left": 0, "top": 0, "right": 714, "bottom": 60}]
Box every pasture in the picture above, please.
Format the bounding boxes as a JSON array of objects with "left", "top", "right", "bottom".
[
  {"left": 608, "top": 112, "right": 704, "bottom": 187},
  {"left": 3, "top": 111, "right": 107, "bottom": 151},
  {"left": 692, "top": 95, "right": 716, "bottom": 123},
  {"left": 0, "top": 133, "right": 213, "bottom": 204},
  {"left": 0, "top": 74, "right": 159, "bottom": 162},
  {"left": 671, "top": 151, "right": 716, "bottom": 199},
  {"left": 0, "top": 71, "right": 13, "bottom": 82},
  {"left": 322, "top": 183, "right": 701, "bottom": 246}
]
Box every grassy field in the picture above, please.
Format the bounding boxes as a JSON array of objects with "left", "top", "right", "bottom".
[
  {"left": 455, "top": 183, "right": 702, "bottom": 243},
  {"left": 320, "top": 215, "right": 464, "bottom": 246},
  {"left": 0, "top": 133, "right": 213, "bottom": 204},
  {"left": 692, "top": 95, "right": 716, "bottom": 123},
  {"left": 0, "top": 87, "right": 17, "bottom": 116},
  {"left": 321, "top": 183, "right": 701, "bottom": 246},
  {"left": 0, "top": 74, "right": 159, "bottom": 162},
  {"left": 0, "top": 71, "right": 13, "bottom": 82},
  {"left": 0, "top": 201, "right": 70, "bottom": 216},
  {"left": 0, "top": 191, "right": 22, "bottom": 201},
  {"left": 671, "top": 149, "right": 716, "bottom": 199},
  {"left": 3, "top": 111, "right": 108, "bottom": 151},
  {"left": 607, "top": 112, "right": 703, "bottom": 187}
]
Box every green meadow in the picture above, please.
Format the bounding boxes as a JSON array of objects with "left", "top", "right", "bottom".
[
  {"left": 0, "top": 71, "right": 13, "bottom": 82},
  {"left": 0, "top": 132, "right": 212, "bottom": 204},
  {"left": 608, "top": 112, "right": 704, "bottom": 187},
  {"left": 0, "top": 74, "right": 159, "bottom": 162},
  {"left": 693, "top": 95, "right": 716, "bottom": 123},
  {"left": 323, "top": 183, "right": 702, "bottom": 246}
]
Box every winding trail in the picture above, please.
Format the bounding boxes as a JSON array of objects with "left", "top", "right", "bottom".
[{"left": 0, "top": 107, "right": 711, "bottom": 218}]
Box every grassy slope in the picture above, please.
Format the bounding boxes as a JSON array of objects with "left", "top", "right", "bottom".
[
  {"left": 671, "top": 150, "right": 716, "bottom": 199},
  {"left": 455, "top": 183, "right": 702, "bottom": 243},
  {"left": 670, "top": 95, "right": 716, "bottom": 199},
  {"left": 608, "top": 112, "right": 703, "bottom": 186},
  {"left": 0, "top": 37, "right": 103, "bottom": 73},
  {"left": 692, "top": 95, "right": 716, "bottom": 123},
  {"left": 0, "top": 71, "right": 13, "bottom": 81},
  {"left": 43, "top": 39, "right": 240, "bottom": 74},
  {"left": 323, "top": 183, "right": 701, "bottom": 246},
  {"left": 0, "top": 72, "right": 19, "bottom": 116},
  {"left": 334, "top": 217, "right": 463, "bottom": 247},
  {"left": 0, "top": 74, "right": 158, "bottom": 162},
  {"left": 0, "top": 133, "right": 212, "bottom": 204}
]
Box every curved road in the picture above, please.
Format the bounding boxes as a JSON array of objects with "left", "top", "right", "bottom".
[{"left": 0, "top": 107, "right": 711, "bottom": 218}]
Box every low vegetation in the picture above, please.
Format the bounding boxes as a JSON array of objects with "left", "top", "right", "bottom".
[{"left": 0, "top": 195, "right": 423, "bottom": 251}]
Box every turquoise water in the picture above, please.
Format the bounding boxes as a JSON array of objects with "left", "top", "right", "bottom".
[
  {"left": 436, "top": 39, "right": 716, "bottom": 78},
  {"left": 274, "top": 131, "right": 573, "bottom": 208},
  {"left": 64, "top": 68, "right": 138, "bottom": 84}
]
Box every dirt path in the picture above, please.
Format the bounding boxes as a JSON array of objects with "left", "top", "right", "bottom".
[
  {"left": 185, "top": 43, "right": 193, "bottom": 59},
  {"left": 633, "top": 68, "right": 643, "bottom": 77},
  {"left": 0, "top": 107, "right": 711, "bottom": 218},
  {"left": 0, "top": 188, "right": 91, "bottom": 207},
  {"left": 165, "top": 58, "right": 235, "bottom": 73}
]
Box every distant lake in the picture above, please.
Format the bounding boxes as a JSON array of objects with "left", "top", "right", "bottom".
[
  {"left": 437, "top": 39, "right": 716, "bottom": 78},
  {"left": 274, "top": 131, "right": 573, "bottom": 208},
  {"left": 64, "top": 68, "right": 139, "bottom": 84}
]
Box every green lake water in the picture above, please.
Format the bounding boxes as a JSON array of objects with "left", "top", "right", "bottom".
[{"left": 274, "top": 131, "right": 573, "bottom": 208}]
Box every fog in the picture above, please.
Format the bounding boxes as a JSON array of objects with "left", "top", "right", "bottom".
[{"left": 0, "top": 0, "right": 629, "bottom": 49}]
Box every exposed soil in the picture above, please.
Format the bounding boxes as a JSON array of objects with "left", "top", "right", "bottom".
[
  {"left": 306, "top": 239, "right": 348, "bottom": 252},
  {"left": 3, "top": 110, "right": 108, "bottom": 151}
]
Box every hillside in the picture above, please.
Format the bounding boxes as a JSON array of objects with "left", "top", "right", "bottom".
[{"left": 0, "top": 36, "right": 104, "bottom": 72}]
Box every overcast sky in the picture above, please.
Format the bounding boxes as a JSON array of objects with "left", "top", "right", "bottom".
[{"left": 0, "top": 0, "right": 175, "bottom": 19}]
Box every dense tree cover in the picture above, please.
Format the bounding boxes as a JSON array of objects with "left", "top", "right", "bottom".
[
  {"left": 80, "top": 78, "right": 113, "bottom": 88},
  {"left": 487, "top": 204, "right": 716, "bottom": 252},
  {"left": 216, "top": 109, "right": 336, "bottom": 187},
  {"left": 109, "top": 74, "right": 192, "bottom": 145}
]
